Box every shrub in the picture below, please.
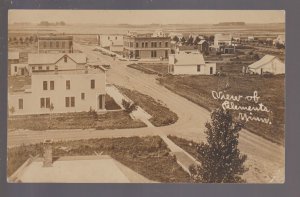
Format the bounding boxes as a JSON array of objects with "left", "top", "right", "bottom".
[{"left": 122, "top": 99, "right": 138, "bottom": 113}]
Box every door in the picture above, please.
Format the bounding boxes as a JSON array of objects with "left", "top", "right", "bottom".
[
  {"left": 210, "top": 67, "right": 213, "bottom": 75},
  {"left": 98, "top": 95, "right": 104, "bottom": 110},
  {"left": 21, "top": 68, "right": 24, "bottom": 75}
]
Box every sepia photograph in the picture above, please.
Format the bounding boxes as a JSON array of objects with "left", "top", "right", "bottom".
[{"left": 7, "top": 10, "right": 285, "bottom": 183}]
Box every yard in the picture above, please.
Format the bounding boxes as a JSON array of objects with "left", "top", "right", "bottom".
[
  {"left": 158, "top": 74, "right": 285, "bottom": 145},
  {"left": 127, "top": 63, "right": 169, "bottom": 75},
  {"left": 8, "top": 111, "right": 146, "bottom": 131},
  {"left": 118, "top": 86, "right": 178, "bottom": 127},
  {"left": 7, "top": 136, "right": 192, "bottom": 183}
]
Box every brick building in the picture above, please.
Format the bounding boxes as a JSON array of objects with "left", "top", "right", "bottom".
[
  {"left": 38, "top": 35, "right": 73, "bottom": 53},
  {"left": 123, "top": 32, "right": 171, "bottom": 60}
]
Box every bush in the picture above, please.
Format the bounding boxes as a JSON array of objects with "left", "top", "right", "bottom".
[{"left": 122, "top": 99, "right": 138, "bottom": 113}]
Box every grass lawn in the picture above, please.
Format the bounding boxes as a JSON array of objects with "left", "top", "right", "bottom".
[
  {"left": 158, "top": 74, "right": 285, "bottom": 145},
  {"left": 7, "top": 136, "right": 192, "bottom": 183},
  {"left": 127, "top": 63, "right": 169, "bottom": 75},
  {"left": 8, "top": 111, "right": 146, "bottom": 131},
  {"left": 118, "top": 86, "right": 178, "bottom": 127},
  {"left": 105, "top": 94, "right": 122, "bottom": 110}
]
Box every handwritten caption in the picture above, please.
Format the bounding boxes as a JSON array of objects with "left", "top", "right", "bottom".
[{"left": 211, "top": 90, "right": 272, "bottom": 124}]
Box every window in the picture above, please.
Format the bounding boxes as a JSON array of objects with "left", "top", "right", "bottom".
[
  {"left": 71, "top": 97, "right": 75, "bottom": 107},
  {"left": 91, "top": 79, "right": 95, "bottom": 89},
  {"left": 142, "top": 42, "right": 144, "bottom": 48},
  {"left": 38, "top": 66, "right": 42, "bottom": 70},
  {"left": 50, "top": 81, "right": 54, "bottom": 90},
  {"left": 46, "top": 98, "right": 50, "bottom": 108},
  {"left": 65, "top": 97, "right": 70, "bottom": 107},
  {"left": 197, "top": 65, "right": 201, "bottom": 72},
  {"left": 14, "top": 66, "right": 17, "bottom": 72},
  {"left": 56, "top": 41, "right": 59, "bottom": 48},
  {"left": 151, "top": 50, "right": 157, "bottom": 58},
  {"left": 18, "top": 98, "right": 23, "bottom": 109},
  {"left": 151, "top": 42, "right": 157, "bottom": 48},
  {"left": 64, "top": 56, "right": 67, "bottom": 63},
  {"left": 43, "top": 81, "right": 47, "bottom": 90},
  {"left": 159, "top": 42, "right": 162, "bottom": 47},
  {"left": 40, "top": 98, "right": 45, "bottom": 108},
  {"left": 32, "top": 67, "right": 35, "bottom": 71},
  {"left": 46, "top": 66, "right": 50, "bottom": 70},
  {"left": 135, "top": 42, "right": 139, "bottom": 48},
  {"left": 210, "top": 67, "right": 213, "bottom": 75},
  {"left": 81, "top": 93, "right": 85, "bottom": 100},
  {"left": 165, "top": 42, "right": 169, "bottom": 47},
  {"left": 66, "top": 80, "right": 70, "bottom": 90},
  {"left": 145, "top": 42, "right": 148, "bottom": 48}
]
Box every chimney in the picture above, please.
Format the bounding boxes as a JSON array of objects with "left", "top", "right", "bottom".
[{"left": 43, "top": 139, "right": 53, "bottom": 167}]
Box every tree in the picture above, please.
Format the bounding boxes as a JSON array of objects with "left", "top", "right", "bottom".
[
  {"left": 122, "top": 99, "right": 137, "bottom": 113},
  {"left": 193, "top": 36, "right": 201, "bottom": 45},
  {"left": 187, "top": 36, "right": 194, "bottom": 45},
  {"left": 209, "top": 35, "right": 215, "bottom": 43},
  {"left": 173, "top": 36, "right": 179, "bottom": 43},
  {"left": 189, "top": 108, "right": 248, "bottom": 183},
  {"left": 180, "top": 37, "right": 186, "bottom": 44}
]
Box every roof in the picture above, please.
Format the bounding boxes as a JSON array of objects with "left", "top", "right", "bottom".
[
  {"left": 198, "top": 40, "right": 207, "bottom": 45},
  {"left": 8, "top": 52, "right": 20, "bottom": 60},
  {"left": 248, "top": 55, "right": 280, "bottom": 69},
  {"left": 173, "top": 51, "right": 205, "bottom": 65},
  {"left": 9, "top": 155, "right": 153, "bottom": 183},
  {"left": 215, "top": 34, "right": 232, "bottom": 41},
  {"left": 28, "top": 53, "right": 87, "bottom": 65}
]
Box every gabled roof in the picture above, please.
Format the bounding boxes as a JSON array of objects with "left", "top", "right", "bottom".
[
  {"left": 173, "top": 51, "right": 205, "bottom": 65},
  {"left": 28, "top": 53, "right": 87, "bottom": 65},
  {"left": 248, "top": 55, "right": 279, "bottom": 69},
  {"left": 198, "top": 40, "right": 207, "bottom": 45},
  {"left": 8, "top": 52, "right": 20, "bottom": 60}
]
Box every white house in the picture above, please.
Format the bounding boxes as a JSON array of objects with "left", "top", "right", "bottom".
[
  {"left": 168, "top": 51, "right": 216, "bottom": 75},
  {"left": 28, "top": 53, "right": 87, "bottom": 75},
  {"left": 214, "top": 33, "right": 232, "bottom": 48},
  {"left": 10, "top": 64, "right": 29, "bottom": 76},
  {"left": 9, "top": 55, "right": 106, "bottom": 116},
  {"left": 109, "top": 39, "right": 124, "bottom": 53},
  {"left": 273, "top": 34, "right": 285, "bottom": 46},
  {"left": 247, "top": 55, "right": 285, "bottom": 75}
]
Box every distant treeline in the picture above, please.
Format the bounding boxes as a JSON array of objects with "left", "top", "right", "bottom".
[
  {"left": 38, "top": 21, "right": 66, "bottom": 26},
  {"left": 214, "top": 22, "right": 246, "bottom": 26}
]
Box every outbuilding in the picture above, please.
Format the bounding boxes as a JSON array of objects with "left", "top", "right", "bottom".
[
  {"left": 168, "top": 51, "right": 216, "bottom": 75},
  {"left": 247, "top": 55, "right": 285, "bottom": 75}
]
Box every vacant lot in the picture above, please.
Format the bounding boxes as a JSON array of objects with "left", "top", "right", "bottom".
[
  {"left": 127, "top": 63, "right": 169, "bottom": 75},
  {"left": 118, "top": 86, "right": 178, "bottom": 127},
  {"left": 159, "top": 75, "right": 285, "bottom": 145},
  {"left": 8, "top": 111, "right": 146, "bottom": 131},
  {"left": 7, "top": 136, "right": 191, "bottom": 183}
]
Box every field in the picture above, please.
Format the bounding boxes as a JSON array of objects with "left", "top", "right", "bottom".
[
  {"left": 127, "top": 63, "right": 169, "bottom": 75},
  {"left": 8, "top": 111, "right": 146, "bottom": 131},
  {"left": 158, "top": 74, "right": 285, "bottom": 145},
  {"left": 118, "top": 86, "right": 178, "bottom": 127},
  {"left": 7, "top": 136, "right": 191, "bottom": 183}
]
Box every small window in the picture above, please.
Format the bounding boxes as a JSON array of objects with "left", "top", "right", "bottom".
[
  {"left": 197, "top": 65, "right": 201, "bottom": 72},
  {"left": 50, "top": 81, "right": 54, "bottom": 90},
  {"left": 18, "top": 98, "right": 23, "bottom": 109},
  {"left": 32, "top": 67, "right": 35, "bottom": 71},
  {"left": 91, "top": 79, "right": 95, "bottom": 89},
  {"left": 64, "top": 56, "right": 67, "bottom": 63},
  {"left": 71, "top": 97, "right": 75, "bottom": 107},
  {"left": 40, "top": 98, "right": 45, "bottom": 108},
  {"left": 165, "top": 42, "right": 169, "bottom": 47},
  {"left": 38, "top": 66, "right": 42, "bottom": 70},
  {"left": 65, "top": 97, "right": 70, "bottom": 107},
  {"left": 142, "top": 42, "right": 144, "bottom": 48},
  {"left": 136, "top": 42, "right": 139, "bottom": 48},
  {"left": 46, "top": 98, "right": 50, "bottom": 108},
  {"left": 159, "top": 42, "right": 162, "bottom": 47},
  {"left": 14, "top": 66, "right": 17, "bottom": 72},
  {"left": 66, "top": 80, "right": 70, "bottom": 90},
  {"left": 81, "top": 93, "right": 85, "bottom": 100},
  {"left": 145, "top": 42, "right": 148, "bottom": 48},
  {"left": 46, "top": 66, "right": 50, "bottom": 70},
  {"left": 210, "top": 67, "right": 213, "bottom": 75},
  {"left": 43, "top": 81, "right": 47, "bottom": 90}
]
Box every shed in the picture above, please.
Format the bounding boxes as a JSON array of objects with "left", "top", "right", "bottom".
[{"left": 247, "top": 55, "right": 285, "bottom": 75}]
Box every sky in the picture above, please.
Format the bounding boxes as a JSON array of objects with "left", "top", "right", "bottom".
[{"left": 8, "top": 10, "right": 285, "bottom": 25}]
